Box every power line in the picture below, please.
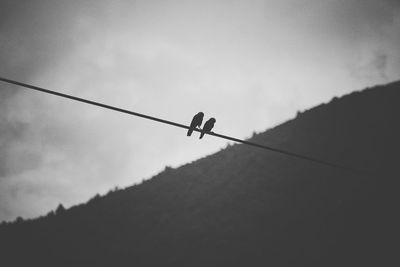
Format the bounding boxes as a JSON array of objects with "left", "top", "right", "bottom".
[{"left": 0, "top": 76, "right": 366, "bottom": 175}]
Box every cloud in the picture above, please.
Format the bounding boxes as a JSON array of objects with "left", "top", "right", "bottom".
[{"left": 350, "top": 51, "right": 389, "bottom": 80}]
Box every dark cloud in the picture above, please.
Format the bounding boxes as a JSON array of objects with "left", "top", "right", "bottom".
[
  {"left": 0, "top": 0, "right": 122, "bottom": 80},
  {"left": 0, "top": 0, "right": 108, "bottom": 177},
  {"left": 0, "top": 0, "right": 86, "bottom": 220},
  {"left": 0, "top": 120, "right": 27, "bottom": 177},
  {"left": 315, "top": 0, "right": 399, "bottom": 81},
  {"left": 350, "top": 51, "right": 389, "bottom": 80},
  {"left": 371, "top": 52, "right": 388, "bottom": 78}
]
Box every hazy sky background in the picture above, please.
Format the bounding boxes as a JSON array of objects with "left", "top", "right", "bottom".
[{"left": 1, "top": 0, "right": 399, "bottom": 222}]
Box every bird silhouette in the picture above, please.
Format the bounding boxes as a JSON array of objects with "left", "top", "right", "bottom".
[
  {"left": 187, "top": 112, "right": 204, "bottom": 136},
  {"left": 200, "top": 118, "right": 216, "bottom": 139}
]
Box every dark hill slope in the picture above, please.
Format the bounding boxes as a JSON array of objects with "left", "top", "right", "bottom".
[{"left": 1, "top": 81, "right": 400, "bottom": 266}]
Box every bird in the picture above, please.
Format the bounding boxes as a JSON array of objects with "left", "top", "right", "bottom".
[
  {"left": 187, "top": 112, "right": 204, "bottom": 136},
  {"left": 200, "top": 118, "right": 216, "bottom": 139}
]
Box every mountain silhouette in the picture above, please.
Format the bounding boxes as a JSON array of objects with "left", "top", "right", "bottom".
[{"left": 1, "top": 81, "right": 399, "bottom": 266}]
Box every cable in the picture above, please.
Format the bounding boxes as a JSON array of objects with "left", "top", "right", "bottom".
[{"left": 0, "top": 76, "right": 367, "bottom": 176}]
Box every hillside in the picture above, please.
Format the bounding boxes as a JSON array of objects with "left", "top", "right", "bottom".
[{"left": 1, "top": 81, "right": 399, "bottom": 266}]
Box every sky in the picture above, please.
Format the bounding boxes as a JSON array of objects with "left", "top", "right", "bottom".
[{"left": 0, "top": 0, "right": 399, "bottom": 222}]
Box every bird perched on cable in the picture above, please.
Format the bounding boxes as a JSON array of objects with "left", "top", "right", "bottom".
[
  {"left": 200, "top": 118, "right": 216, "bottom": 139},
  {"left": 187, "top": 112, "right": 204, "bottom": 136}
]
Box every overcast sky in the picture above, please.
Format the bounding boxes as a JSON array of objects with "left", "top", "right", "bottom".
[{"left": 0, "top": 0, "right": 399, "bottom": 222}]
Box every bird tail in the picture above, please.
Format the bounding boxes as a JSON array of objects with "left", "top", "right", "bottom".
[
  {"left": 199, "top": 131, "right": 205, "bottom": 139},
  {"left": 187, "top": 128, "right": 193, "bottom": 136}
]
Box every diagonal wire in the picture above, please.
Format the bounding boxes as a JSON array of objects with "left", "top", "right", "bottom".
[{"left": 0, "top": 76, "right": 367, "bottom": 176}]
